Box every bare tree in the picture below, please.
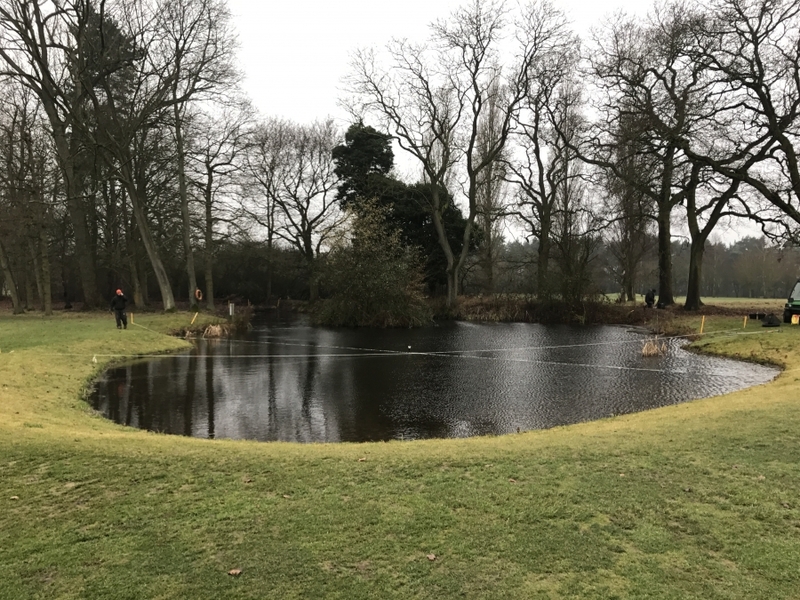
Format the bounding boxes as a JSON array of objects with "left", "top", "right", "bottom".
[
  {"left": 602, "top": 115, "right": 656, "bottom": 303},
  {"left": 163, "top": 0, "right": 236, "bottom": 309},
  {"left": 347, "top": 38, "right": 462, "bottom": 304},
  {"left": 505, "top": 6, "right": 577, "bottom": 298},
  {"left": 0, "top": 1, "right": 111, "bottom": 307},
  {"left": 585, "top": 2, "right": 715, "bottom": 306},
  {"left": 677, "top": 0, "right": 800, "bottom": 238},
  {"left": 681, "top": 164, "right": 744, "bottom": 309},
  {"left": 474, "top": 82, "right": 510, "bottom": 294},
  {"left": 243, "top": 118, "right": 342, "bottom": 301},
  {"left": 0, "top": 81, "right": 55, "bottom": 314},
  {"left": 621, "top": 0, "right": 798, "bottom": 308},
  {"left": 347, "top": 0, "right": 556, "bottom": 307},
  {"left": 187, "top": 98, "right": 253, "bottom": 310},
  {"left": 548, "top": 84, "right": 602, "bottom": 303},
  {"left": 242, "top": 118, "right": 291, "bottom": 302},
  {"left": 75, "top": 0, "right": 240, "bottom": 311}
]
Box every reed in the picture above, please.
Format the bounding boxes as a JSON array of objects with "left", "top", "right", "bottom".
[{"left": 642, "top": 336, "right": 667, "bottom": 356}]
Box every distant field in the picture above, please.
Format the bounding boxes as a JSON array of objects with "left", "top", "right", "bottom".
[
  {"left": 607, "top": 294, "right": 785, "bottom": 308},
  {"left": 676, "top": 296, "right": 785, "bottom": 307}
]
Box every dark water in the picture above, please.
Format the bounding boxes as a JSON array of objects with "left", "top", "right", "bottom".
[{"left": 91, "top": 313, "right": 778, "bottom": 443}]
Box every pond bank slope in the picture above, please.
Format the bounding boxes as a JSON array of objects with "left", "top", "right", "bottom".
[{"left": 1, "top": 312, "right": 799, "bottom": 599}]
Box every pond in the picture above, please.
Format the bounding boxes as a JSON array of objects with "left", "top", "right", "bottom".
[{"left": 90, "top": 313, "right": 778, "bottom": 443}]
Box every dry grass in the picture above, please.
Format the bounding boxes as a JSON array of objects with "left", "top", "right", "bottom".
[{"left": 641, "top": 337, "right": 667, "bottom": 356}]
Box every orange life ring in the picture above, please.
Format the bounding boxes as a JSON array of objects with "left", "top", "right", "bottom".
[{"left": 194, "top": 288, "right": 203, "bottom": 301}]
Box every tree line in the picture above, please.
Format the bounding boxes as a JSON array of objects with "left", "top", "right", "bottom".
[{"left": 1, "top": 0, "right": 799, "bottom": 318}]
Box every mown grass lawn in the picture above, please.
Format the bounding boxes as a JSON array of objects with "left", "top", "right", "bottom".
[
  {"left": 608, "top": 295, "right": 786, "bottom": 310},
  {"left": 1, "top": 310, "right": 800, "bottom": 599}
]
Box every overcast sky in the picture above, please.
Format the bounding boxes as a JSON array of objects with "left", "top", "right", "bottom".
[
  {"left": 225, "top": 0, "right": 646, "bottom": 124},
  {"left": 224, "top": 0, "right": 758, "bottom": 242}
]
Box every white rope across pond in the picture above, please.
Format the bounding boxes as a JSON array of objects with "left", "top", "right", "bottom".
[
  {"left": 35, "top": 348, "right": 680, "bottom": 373},
  {"left": 14, "top": 326, "right": 778, "bottom": 376},
  {"left": 221, "top": 326, "right": 776, "bottom": 358}
]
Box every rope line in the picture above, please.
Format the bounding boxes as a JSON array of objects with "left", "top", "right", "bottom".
[
  {"left": 131, "top": 321, "right": 170, "bottom": 336},
  {"left": 78, "top": 350, "right": 684, "bottom": 374},
  {"left": 191, "top": 326, "right": 777, "bottom": 357},
  {"left": 3, "top": 324, "right": 781, "bottom": 377}
]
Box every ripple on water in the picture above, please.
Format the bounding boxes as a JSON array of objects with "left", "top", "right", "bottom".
[{"left": 91, "top": 317, "right": 778, "bottom": 443}]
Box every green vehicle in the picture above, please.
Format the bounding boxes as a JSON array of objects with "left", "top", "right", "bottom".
[{"left": 783, "top": 280, "right": 800, "bottom": 323}]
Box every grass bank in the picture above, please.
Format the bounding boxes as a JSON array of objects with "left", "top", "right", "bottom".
[{"left": 2, "top": 310, "right": 800, "bottom": 599}]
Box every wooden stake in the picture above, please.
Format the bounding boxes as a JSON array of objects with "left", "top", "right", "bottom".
[
  {"left": 191, "top": 312, "right": 199, "bottom": 325},
  {"left": 743, "top": 315, "right": 748, "bottom": 329},
  {"left": 700, "top": 315, "right": 705, "bottom": 334}
]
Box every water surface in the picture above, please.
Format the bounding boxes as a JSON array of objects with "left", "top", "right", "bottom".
[{"left": 91, "top": 314, "right": 778, "bottom": 443}]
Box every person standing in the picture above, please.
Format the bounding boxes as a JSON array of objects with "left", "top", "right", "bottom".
[
  {"left": 110, "top": 289, "right": 128, "bottom": 329},
  {"left": 644, "top": 289, "right": 656, "bottom": 309}
]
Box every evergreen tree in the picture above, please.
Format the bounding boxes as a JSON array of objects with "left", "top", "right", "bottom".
[{"left": 332, "top": 122, "right": 473, "bottom": 294}]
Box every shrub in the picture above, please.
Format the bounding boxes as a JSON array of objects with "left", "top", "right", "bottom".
[{"left": 314, "top": 200, "right": 432, "bottom": 327}]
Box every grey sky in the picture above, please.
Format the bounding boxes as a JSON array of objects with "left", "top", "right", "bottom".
[
  {"left": 225, "top": 0, "right": 760, "bottom": 242},
  {"left": 226, "top": 0, "right": 646, "bottom": 124}
]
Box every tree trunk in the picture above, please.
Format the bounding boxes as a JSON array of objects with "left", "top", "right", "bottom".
[
  {"left": 107, "top": 181, "right": 124, "bottom": 290},
  {"left": 0, "top": 238, "right": 23, "bottom": 314},
  {"left": 684, "top": 240, "right": 705, "bottom": 311},
  {"left": 431, "top": 204, "right": 457, "bottom": 308},
  {"left": 39, "top": 226, "right": 52, "bottom": 315},
  {"left": 128, "top": 254, "right": 142, "bottom": 308},
  {"left": 307, "top": 244, "right": 319, "bottom": 303},
  {"left": 122, "top": 189, "right": 144, "bottom": 309},
  {"left": 623, "top": 244, "right": 638, "bottom": 304},
  {"left": 38, "top": 91, "right": 100, "bottom": 309},
  {"left": 28, "top": 238, "right": 44, "bottom": 310},
  {"left": 309, "top": 270, "right": 320, "bottom": 303},
  {"left": 5, "top": 17, "right": 100, "bottom": 309},
  {"left": 481, "top": 240, "right": 495, "bottom": 295},
  {"left": 66, "top": 182, "right": 99, "bottom": 308},
  {"left": 537, "top": 237, "right": 551, "bottom": 299},
  {"left": 139, "top": 266, "right": 150, "bottom": 306},
  {"left": 24, "top": 271, "right": 34, "bottom": 310},
  {"left": 656, "top": 204, "right": 674, "bottom": 306},
  {"left": 174, "top": 103, "right": 198, "bottom": 310},
  {"left": 204, "top": 256, "right": 215, "bottom": 312},
  {"left": 120, "top": 162, "right": 176, "bottom": 311},
  {"left": 444, "top": 271, "right": 456, "bottom": 307},
  {"left": 683, "top": 170, "right": 737, "bottom": 312},
  {"left": 203, "top": 172, "right": 215, "bottom": 311},
  {"left": 266, "top": 236, "right": 273, "bottom": 305},
  {"left": 624, "top": 276, "right": 635, "bottom": 305},
  {"left": 480, "top": 209, "right": 495, "bottom": 294},
  {"left": 452, "top": 218, "right": 476, "bottom": 307}
]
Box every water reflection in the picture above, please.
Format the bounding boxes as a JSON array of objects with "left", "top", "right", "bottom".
[{"left": 91, "top": 314, "right": 779, "bottom": 443}]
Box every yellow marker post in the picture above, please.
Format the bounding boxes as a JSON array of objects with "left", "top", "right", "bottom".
[
  {"left": 743, "top": 315, "right": 748, "bottom": 329},
  {"left": 130, "top": 313, "right": 134, "bottom": 324},
  {"left": 700, "top": 315, "right": 706, "bottom": 334},
  {"left": 190, "top": 312, "right": 199, "bottom": 325}
]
